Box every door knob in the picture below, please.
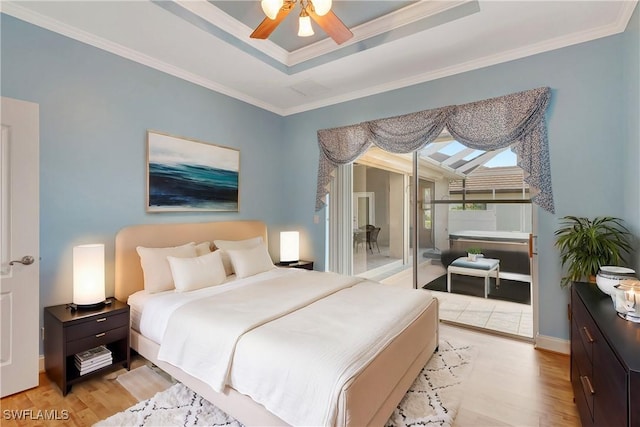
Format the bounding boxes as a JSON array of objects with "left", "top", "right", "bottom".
[{"left": 9, "top": 255, "right": 35, "bottom": 266}]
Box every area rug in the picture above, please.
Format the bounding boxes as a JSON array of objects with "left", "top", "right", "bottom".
[
  {"left": 96, "top": 339, "right": 475, "bottom": 427},
  {"left": 116, "top": 365, "right": 174, "bottom": 402}
]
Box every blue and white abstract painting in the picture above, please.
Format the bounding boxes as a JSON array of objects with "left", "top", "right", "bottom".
[{"left": 147, "top": 131, "right": 239, "bottom": 212}]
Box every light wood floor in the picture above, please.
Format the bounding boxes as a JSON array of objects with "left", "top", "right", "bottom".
[
  {"left": 442, "top": 323, "right": 580, "bottom": 427},
  {"left": 1, "top": 323, "right": 580, "bottom": 427}
]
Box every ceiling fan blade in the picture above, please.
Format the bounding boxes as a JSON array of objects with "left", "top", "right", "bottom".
[
  {"left": 309, "top": 9, "right": 353, "bottom": 45},
  {"left": 250, "top": 6, "right": 293, "bottom": 39}
]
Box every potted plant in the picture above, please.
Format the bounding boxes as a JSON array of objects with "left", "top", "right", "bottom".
[
  {"left": 554, "top": 216, "right": 633, "bottom": 288},
  {"left": 467, "top": 247, "right": 482, "bottom": 262}
]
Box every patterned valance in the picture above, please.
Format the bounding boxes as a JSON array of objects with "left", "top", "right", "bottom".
[{"left": 316, "top": 87, "right": 554, "bottom": 213}]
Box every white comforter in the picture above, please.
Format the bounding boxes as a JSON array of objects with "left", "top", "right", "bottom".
[
  {"left": 141, "top": 268, "right": 433, "bottom": 426},
  {"left": 157, "top": 269, "right": 362, "bottom": 393}
]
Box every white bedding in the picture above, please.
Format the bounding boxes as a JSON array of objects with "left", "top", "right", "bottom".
[
  {"left": 231, "top": 280, "right": 433, "bottom": 426},
  {"left": 130, "top": 268, "right": 434, "bottom": 426},
  {"left": 157, "top": 269, "right": 362, "bottom": 393},
  {"left": 129, "top": 270, "right": 275, "bottom": 343}
]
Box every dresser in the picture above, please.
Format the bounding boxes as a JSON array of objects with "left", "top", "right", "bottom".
[
  {"left": 44, "top": 299, "right": 130, "bottom": 395},
  {"left": 571, "top": 282, "right": 640, "bottom": 427}
]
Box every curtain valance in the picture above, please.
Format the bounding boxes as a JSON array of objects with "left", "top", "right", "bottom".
[{"left": 316, "top": 86, "right": 554, "bottom": 213}]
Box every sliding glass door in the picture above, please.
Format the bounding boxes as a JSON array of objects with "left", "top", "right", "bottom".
[
  {"left": 326, "top": 135, "right": 537, "bottom": 339},
  {"left": 351, "top": 162, "right": 408, "bottom": 279}
]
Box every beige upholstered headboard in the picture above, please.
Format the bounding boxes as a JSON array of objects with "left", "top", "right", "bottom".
[{"left": 114, "top": 220, "right": 268, "bottom": 302}]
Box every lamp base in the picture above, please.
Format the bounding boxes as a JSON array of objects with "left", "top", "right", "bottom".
[
  {"left": 69, "top": 300, "right": 106, "bottom": 312},
  {"left": 278, "top": 260, "right": 299, "bottom": 266}
]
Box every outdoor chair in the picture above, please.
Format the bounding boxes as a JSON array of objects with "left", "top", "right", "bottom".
[
  {"left": 353, "top": 228, "right": 367, "bottom": 253},
  {"left": 367, "top": 227, "right": 381, "bottom": 253}
]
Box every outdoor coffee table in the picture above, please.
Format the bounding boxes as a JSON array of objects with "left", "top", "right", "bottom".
[{"left": 447, "top": 257, "right": 500, "bottom": 298}]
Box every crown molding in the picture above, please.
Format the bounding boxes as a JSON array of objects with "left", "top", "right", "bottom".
[
  {"left": 1, "top": 1, "right": 285, "bottom": 115},
  {"left": 2, "top": 0, "right": 636, "bottom": 117},
  {"left": 174, "top": 0, "right": 475, "bottom": 68},
  {"left": 287, "top": 0, "right": 473, "bottom": 66},
  {"left": 279, "top": 8, "right": 638, "bottom": 116}
]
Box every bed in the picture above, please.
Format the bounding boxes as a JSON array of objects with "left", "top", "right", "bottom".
[{"left": 114, "top": 220, "right": 439, "bottom": 426}]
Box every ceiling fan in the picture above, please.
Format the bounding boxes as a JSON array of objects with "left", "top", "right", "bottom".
[{"left": 250, "top": 0, "right": 354, "bottom": 45}]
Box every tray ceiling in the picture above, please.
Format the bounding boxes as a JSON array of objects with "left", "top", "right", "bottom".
[{"left": 1, "top": 0, "right": 637, "bottom": 116}]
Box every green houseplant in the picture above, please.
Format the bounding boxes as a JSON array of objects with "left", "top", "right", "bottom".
[
  {"left": 554, "top": 216, "right": 633, "bottom": 288},
  {"left": 467, "top": 247, "right": 482, "bottom": 261}
]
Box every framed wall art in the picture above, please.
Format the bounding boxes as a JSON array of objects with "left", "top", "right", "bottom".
[{"left": 146, "top": 131, "right": 239, "bottom": 212}]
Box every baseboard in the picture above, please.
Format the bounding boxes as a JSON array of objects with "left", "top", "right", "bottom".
[
  {"left": 534, "top": 333, "right": 570, "bottom": 354},
  {"left": 39, "top": 355, "right": 45, "bottom": 373}
]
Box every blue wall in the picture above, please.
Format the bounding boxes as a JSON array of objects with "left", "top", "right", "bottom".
[
  {"left": 623, "top": 5, "right": 640, "bottom": 269},
  {"left": 283, "top": 6, "right": 640, "bottom": 341},
  {"left": 0, "top": 14, "right": 285, "bottom": 330},
  {"left": 2, "top": 3, "right": 638, "bottom": 349}
]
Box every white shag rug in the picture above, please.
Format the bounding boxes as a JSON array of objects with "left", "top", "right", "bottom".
[{"left": 96, "top": 339, "right": 475, "bottom": 427}]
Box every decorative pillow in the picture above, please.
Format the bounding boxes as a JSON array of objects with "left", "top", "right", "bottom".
[
  {"left": 213, "top": 236, "right": 263, "bottom": 276},
  {"left": 195, "top": 241, "right": 212, "bottom": 256},
  {"left": 136, "top": 242, "right": 197, "bottom": 293},
  {"left": 167, "top": 250, "right": 227, "bottom": 292},
  {"left": 226, "top": 242, "right": 275, "bottom": 279}
]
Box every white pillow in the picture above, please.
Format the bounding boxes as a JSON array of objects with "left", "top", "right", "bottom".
[
  {"left": 167, "top": 250, "right": 227, "bottom": 292},
  {"left": 226, "top": 242, "right": 275, "bottom": 279},
  {"left": 195, "top": 241, "right": 211, "bottom": 256},
  {"left": 213, "top": 236, "right": 263, "bottom": 276},
  {"left": 136, "top": 242, "right": 197, "bottom": 293}
]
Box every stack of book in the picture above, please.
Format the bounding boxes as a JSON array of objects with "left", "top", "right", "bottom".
[{"left": 74, "top": 345, "right": 112, "bottom": 375}]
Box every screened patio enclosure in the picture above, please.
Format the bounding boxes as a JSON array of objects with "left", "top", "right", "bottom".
[
  {"left": 344, "top": 138, "right": 535, "bottom": 338},
  {"left": 351, "top": 138, "right": 532, "bottom": 282}
]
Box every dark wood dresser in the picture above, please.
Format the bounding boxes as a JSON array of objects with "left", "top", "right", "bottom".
[{"left": 571, "top": 282, "right": 640, "bottom": 427}]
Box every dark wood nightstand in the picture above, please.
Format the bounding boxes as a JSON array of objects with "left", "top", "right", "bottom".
[
  {"left": 44, "top": 299, "right": 130, "bottom": 396},
  {"left": 276, "top": 260, "right": 314, "bottom": 270}
]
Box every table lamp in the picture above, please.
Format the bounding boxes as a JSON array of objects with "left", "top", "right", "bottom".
[
  {"left": 73, "top": 243, "right": 106, "bottom": 310},
  {"left": 280, "top": 231, "right": 299, "bottom": 265}
]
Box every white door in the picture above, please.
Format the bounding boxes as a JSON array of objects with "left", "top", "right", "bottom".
[
  {"left": 0, "top": 97, "right": 40, "bottom": 397},
  {"left": 352, "top": 192, "right": 375, "bottom": 229}
]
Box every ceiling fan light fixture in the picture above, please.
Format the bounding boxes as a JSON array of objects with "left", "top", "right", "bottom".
[
  {"left": 298, "top": 13, "right": 314, "bottom": 37},
  {"left": 261, "top": 0, "right": 284, "bottom": 20},
  {"left": 311, "top": 0, "right": 332, "bottom": 16}
]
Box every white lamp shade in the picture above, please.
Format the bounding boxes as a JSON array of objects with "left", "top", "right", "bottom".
[
  {"left": 298, "top": 15, "right": 314, "bottom": 37},
  {"left": 261, "top": 0, "right": 284, "bottom": 20},
  {"left": 312, "top": 0, "right": 332, "bottom": 16},
  {"left": 73, "top": 244, "right": 105, "bottom": 306},
  {"left": 280, "top": 231, "right": 300, "bottom": 263}
]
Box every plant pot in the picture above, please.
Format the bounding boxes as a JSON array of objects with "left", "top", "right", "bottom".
[{"left": 468, "top": 253, "right": 477, "bottom": 262}]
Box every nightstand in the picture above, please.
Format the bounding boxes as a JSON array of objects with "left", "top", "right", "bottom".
[
  {"left": 276, "top": 260, "right": 314, "bottom": 270},
  {"left": 44, "top": 299, "right": 130, "bottom": 396}
]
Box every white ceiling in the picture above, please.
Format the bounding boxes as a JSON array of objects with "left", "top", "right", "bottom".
[{"left": 2, "top": 1, "right": 637, "bottom": 116}]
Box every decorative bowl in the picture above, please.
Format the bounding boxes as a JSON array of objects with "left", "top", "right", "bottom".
[{"left": 595, "top": 266, "right": 636, "bottom": 295}]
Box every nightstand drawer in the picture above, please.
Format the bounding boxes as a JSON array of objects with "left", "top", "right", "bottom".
[
  {"left": 67, "top": 325, "right": 129, "bottom": 355},
  {"left": 66, "top": 312, "right": 129, "bottom": 342}
]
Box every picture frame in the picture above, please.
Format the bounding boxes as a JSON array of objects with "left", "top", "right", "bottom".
[{"left": 146, "top": 131, "right": 240, "bottom": 212}]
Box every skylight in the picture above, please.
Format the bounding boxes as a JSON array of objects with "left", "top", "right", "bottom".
[{"left": 483, "top": 149, "right": 517, "bottom": 168}]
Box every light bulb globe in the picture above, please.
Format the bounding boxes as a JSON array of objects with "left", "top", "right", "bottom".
[{"left": 261, "top": 0, "right": 284, "bottom": 20}]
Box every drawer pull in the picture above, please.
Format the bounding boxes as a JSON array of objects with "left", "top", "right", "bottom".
[
  {"left": 95, "top": 333, "right": 106, "bottom": 338},
  {"left": 580, "top": 375, "right": 595, "bottom": 395},
  {"left": 96, "top": 318, "right": 107, "bottom": 323},
  {"left": 582, "top": 326, "right": 595, "bottom": 343}
]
